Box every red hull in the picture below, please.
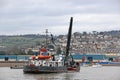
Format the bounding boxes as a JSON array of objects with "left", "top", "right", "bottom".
[{"left": 67, "top": 67, "right": 79, "bottom": 71}]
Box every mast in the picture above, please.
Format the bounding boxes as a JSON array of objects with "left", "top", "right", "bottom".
[
  {"left": 45, "top": 29, "right": 48, "bottom": 47},
  {"left": 64, "top": 17, "right": 73, "bottom": 61}
]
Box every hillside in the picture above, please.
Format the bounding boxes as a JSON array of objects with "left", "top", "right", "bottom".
[
  {"left": 0, "top": 30, "right": 120, "bottom": 55},
  {"left": 1, "top": 30, "right": 120, "bottom": 48},
  {"left": 0, "top": 34, "right": 47, "bottom": 48}
]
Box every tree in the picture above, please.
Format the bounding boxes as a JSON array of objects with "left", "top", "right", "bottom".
[
  {"left": 27, "top": 49, "right": 34, "bottom": 55},
  {"left": 0, "top": 51, "right": 6, "bottom": 55},
  {"left": 83, "top": 31, "right": 87, "bottom": 35}
]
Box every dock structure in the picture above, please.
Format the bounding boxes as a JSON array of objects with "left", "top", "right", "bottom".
[{"left": 0, "top": 61, "right": 27, "bottom": 67}]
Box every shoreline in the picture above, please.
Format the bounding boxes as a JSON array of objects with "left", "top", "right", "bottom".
[
  {"left": 0, "top": 61, "right": 27, "bottom": 67},
  {"left": 0, "top": 61, "right": 120, "bottom": 67}
]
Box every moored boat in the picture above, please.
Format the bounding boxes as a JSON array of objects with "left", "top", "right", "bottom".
[
  {"left": 23, "top": 47, "right": 67, "bottom": 73},
  {"left": 23, "top": 57, "right": 67, "bottom": 73},
  {"left": 98, "top": 61, "right": 120, "bottom": 66},
  {"left": 10, "top": 65, "right": 23, "bottom": 69},
  {"left": 92, "top": 63, "right": 102, "bottom": 68},
  {"left": 23, "top": 17, "right": 80, "bottom": 73}
]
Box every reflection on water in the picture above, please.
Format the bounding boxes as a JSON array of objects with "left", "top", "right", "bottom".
[{"left": 0, "top": 66, "right": 120, "bottom": 80}]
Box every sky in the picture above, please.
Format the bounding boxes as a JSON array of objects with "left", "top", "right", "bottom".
[{"left": 0, "top": 0, "right": 120, "bottom": 35}]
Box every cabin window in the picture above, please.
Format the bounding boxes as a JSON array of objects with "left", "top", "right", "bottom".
[
  {"left": 50, "top": 64, "right": 52, "bottom": 67},
  {"left": 56, "top": 62, "right": 58, "bottom": 66}
]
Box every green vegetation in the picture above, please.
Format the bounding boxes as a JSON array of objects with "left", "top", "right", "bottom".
[
  {"left": 0, "top": 35, "right": 47, "bottom": 47},
  {"left": 0, "top": 34, "right": 48, "bottom": 55}
]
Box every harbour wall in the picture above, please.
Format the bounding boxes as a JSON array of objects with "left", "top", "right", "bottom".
[{"left": 0, "top": 61, "right": 27, "bottom": 67}]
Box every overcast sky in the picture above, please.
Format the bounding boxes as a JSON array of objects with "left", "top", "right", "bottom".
[{"left": 0, "top": 0, "right": 120, "bottom": 35}]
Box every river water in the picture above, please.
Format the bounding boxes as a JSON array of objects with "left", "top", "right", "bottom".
[{"left": 0, "top": 66, "right": 120, "bottom": 80}]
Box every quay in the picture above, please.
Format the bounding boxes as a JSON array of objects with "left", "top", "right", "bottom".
[
  {"left": 0, "top": 61, "right": 27, "bottom": 67},
  {"left": 0, "top": 60, "right": 120, "bottom": 67},
  {"left": 0, "top": 53, "right": 120, "bottom": 67}
]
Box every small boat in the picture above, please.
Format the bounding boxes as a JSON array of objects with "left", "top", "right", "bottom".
[
  {"left": 98, "top": 61, "right": 120, "bottom": 66},
  {"left": 92, "top": 63, "right": 102, "bottom": 68},
  {"left": 81, "top": 63, "right": 89, "bottom": 67},
  {"left": 10, "top": 65, "right": 23, "bottom": 69}
]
